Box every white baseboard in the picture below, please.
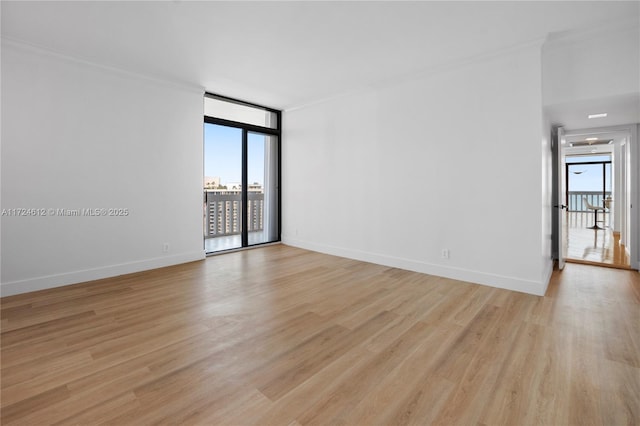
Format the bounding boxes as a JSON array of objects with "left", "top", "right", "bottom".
[
  {"left": 541, "top": 259, "right": 554, "bottom": 295},
  {"left": 0, "top": 251, "right": 206, "bottom": 297},
  {"left": 283, "top": 237, "right": 548, "bottom": 296}
]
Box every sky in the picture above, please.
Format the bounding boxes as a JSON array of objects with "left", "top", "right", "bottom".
[
  {"left": 566, "top": 156, "right": 612, "bottom": 192},
  {"left": 204, "top": 123, "right": 266, "bottom": 185}
]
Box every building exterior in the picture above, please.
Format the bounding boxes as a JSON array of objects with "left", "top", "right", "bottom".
[{"left": 204, "top": 184, "right": 264, "bottom": 237}]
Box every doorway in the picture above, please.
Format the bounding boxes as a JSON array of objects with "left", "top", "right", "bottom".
[{"left": 559, "top": 127, "right": 635, "bottom": 269}]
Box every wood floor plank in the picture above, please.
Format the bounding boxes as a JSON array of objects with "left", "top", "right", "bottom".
[
  {"left": 296, "top": 320, "right": 438, "bottom": 425},
  {"left": 253, "top": 324, "right": 352, "bottom": 399},
  {"left": 448, "top": 285, "right": 497, "bottom": 326},
  {"left": 597, "top": 358, "right": 640, "bottom": 425},
  {"left": 252, "top": 347, "right": 374, "bottom": 426},
  {"left": 418, "top": 281, "right": 478, "bottom": 325},
  {"left": 1, "top": 244, "right": 638, "bottom": 425},
  {"left": 53, "top": 391, "right": 140, "bottom": 426},
  {"left": 181, "top": 385, "right": 274, "bottom": 426},
  {"left": 341, "top": 322, "right": 462, "bottom": 426},
  {"left": 429, "top": 303, "right": 503, "bottom": 383},
  {"left": 1, "top": 385, "right": 71, "bottom": 425},
  {"left": 430, "top": 294, "right": 531, "bottom": 425},
  {"left": 477, "top": 321, "right": 547, "bottom": 425},
  {"left": 10, "top": 368, "right": 149, "bottom": 425},
  {"left": 254, "top": 311, "right": 397, "bottom": 401},
  {"left": 1, "top": 347, "right": 93, "bottom": 395}
]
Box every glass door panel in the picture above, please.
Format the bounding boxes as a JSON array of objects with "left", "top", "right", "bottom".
[
  {"left": 566, "top": 156, "right": 612, "bottom": 215},
  {"left": 204, "top": 123, "right": 243, "bottom": 253},
  {"left": 568, "top": 163, "right": 606, "bottom": 210},
  {"left": 248, "top": 132, "right": 279, "bottom": 246}
]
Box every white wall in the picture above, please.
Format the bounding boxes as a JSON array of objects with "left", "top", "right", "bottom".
[
  {"left": 1, "top": 41, "right": 205, "bottom": 296},
  {"left": 283, "top": 44, "right": 551, "bottom": 295}
]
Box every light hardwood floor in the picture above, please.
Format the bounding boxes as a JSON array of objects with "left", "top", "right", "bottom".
[
  {"left": 1, "top": 245, "right": 639, "bottom": 425},
  {"left": 565, "top": 211, "right": 631, "bottom": 268}
]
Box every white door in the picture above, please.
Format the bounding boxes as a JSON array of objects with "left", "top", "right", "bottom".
[{"left": 557, "top": 127, "right": 567, "bottom": 270}]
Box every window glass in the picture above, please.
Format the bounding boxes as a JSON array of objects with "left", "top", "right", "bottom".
[{"left": 204, "top": 95, "right": 277, "bottom": 129}]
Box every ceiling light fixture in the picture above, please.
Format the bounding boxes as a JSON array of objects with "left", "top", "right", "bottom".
[
  {"left": 588, "top": 113, "right": 607, "bottom": 119},
  {"left": 585, "top": 137, "right": 598, "bottom": 141}
]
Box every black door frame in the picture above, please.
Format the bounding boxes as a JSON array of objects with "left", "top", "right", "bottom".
[
  {"left": 204, "top": 93, "right": 281, "bottom": 252},
  {"left": 565, "top": 159, "right": 611, "bottom": 211}
]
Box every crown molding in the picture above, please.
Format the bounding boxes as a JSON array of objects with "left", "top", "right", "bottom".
[{"left": 1, "top": 36, "right": 205, "bottom": 95}]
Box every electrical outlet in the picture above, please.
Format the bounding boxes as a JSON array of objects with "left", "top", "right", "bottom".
[
  {"left": 441, "top": 248, "right": 450, "bottom": 259},
  {"left": 163, "top": 243, "right": 170, "bottom": 253}
]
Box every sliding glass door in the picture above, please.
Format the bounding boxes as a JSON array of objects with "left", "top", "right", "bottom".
[
  {"left": 248, "top": 132, "right": 279, "bottom": 246},
  {"left": 204, "top": 123, "right": 243, "bottom": 252},
  {"left": 203, "top": 94, "right": 280, "bottom": 254}
]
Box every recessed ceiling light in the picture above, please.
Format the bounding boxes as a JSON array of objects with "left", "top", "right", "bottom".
[
  {"left": 588, "top": 113, "right": 607, "bottom": 119},
  {"left": 585, "top": 137, "right": 598, "bottom": 141}
]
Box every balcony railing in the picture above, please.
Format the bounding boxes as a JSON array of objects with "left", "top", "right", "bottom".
[
  {"left": 204, "top": 191, "right": 264, "bottom": 238},
  {"left": 567, "top": 191, "right": 611, "bottom": 212},
  {"left": 204, "top": 190, "right": 609, "bottom": 237}
]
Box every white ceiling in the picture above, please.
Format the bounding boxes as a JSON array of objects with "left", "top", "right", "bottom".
[
  {"left": 546, "top": 93, "right": 640, "bottom": 131},
  {"left": 564, "top": 127, "right": 630, "bottom": 157},
  {"left": 1, "top": 1, "right": 638, "bottom": 111}
]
